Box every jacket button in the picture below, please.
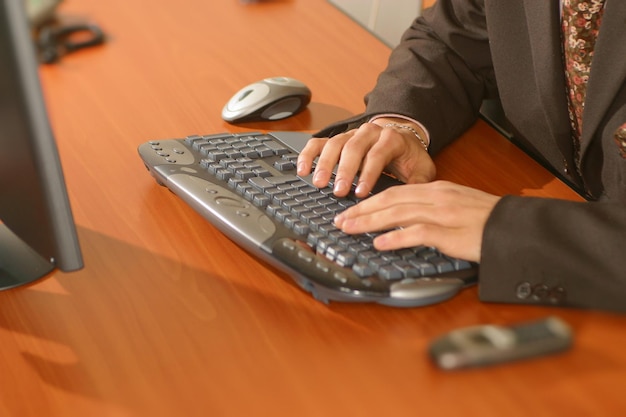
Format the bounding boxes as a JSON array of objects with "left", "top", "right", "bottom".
[
  {"left": 549, "top": 287, "right": 567, "bottom": 303},
  {"left": 531, "top": 284, "right": 550, "bottom": 300},
  {"left": 516, "top": 282, "right": 532, "bottom": 299}
]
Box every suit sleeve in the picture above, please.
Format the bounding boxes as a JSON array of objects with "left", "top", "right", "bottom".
[
  {"left": 316, "top": 0, "right": 498, "bottom": 155},
  {"left": 480, "top": 195, "right": 626, "bottom": 313}
]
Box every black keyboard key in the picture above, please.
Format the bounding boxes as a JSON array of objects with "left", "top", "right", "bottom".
[
  {"left": 293, "top": 222, "right": 310, "bottom": 235},
  {"left": 431, "top": 256, "right": 455, "bottom": 273},
  {"left": 264, "top": 140, "right": 290, "bottom": 155},
  {"left": 378, "top": 265, "right": 403, "bottom": 280},
  {"left": 336, "top": 251, "right": 356, "bottom": 268},
  {"left": 408, "top": 260, "right": 437, "bottom": 275},
  {"left": 252, "top": 194, "right": 271, "bottom": 208},
  {"left": 353, "top": 263, "right": 375, "bottom": 277}
]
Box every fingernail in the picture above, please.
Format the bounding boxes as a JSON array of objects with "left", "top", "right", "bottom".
[
  {"left": 355, "top": 182, "right": 366, "bottom": 196},
  {"left": 297, "top": 161, "right": 306, "bottom": 175},
  {"left": 334, "top": 213, "right": 344, "bottom": 227},
  {"left": 313, "top": 170, "right": 323, "bottom": 184},
  {"left": 333, "top": 179, "right": 347, "bottom": 194},
  {"left": 373, "top": 235, "right": 387, "bottom": 250}
]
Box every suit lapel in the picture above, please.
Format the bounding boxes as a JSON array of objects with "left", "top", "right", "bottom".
[
  {"left": 520, "top": 0, "right": 626, "bottom": 185},
  {"left": 582, "top": 0, "right": 626, "bottom": 153},
  {"left": 522, "top": 0, "right": 575, "bottom": 163}
]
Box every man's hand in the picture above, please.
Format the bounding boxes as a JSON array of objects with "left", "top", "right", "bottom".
[
  {"left": 297, "top": 118, "right": 436, "bottom": 198},
  {"left": 333, "top": 181, "right": 501, "bottom": 262}
]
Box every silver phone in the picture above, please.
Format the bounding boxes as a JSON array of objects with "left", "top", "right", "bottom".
[
  {"left": 429, "top": 316, "right": 573, "bottom": 370},
  {"left": 25, "top": 0, "right": 62, "bottom": 27}
]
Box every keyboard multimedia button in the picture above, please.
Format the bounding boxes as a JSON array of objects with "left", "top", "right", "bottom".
[
  {"left": 333, "top": 271, "right": 348, "bottom": 284},
  {"left": 297, "top": 249, "right": 315, "bottom": 263},
  {"left": 215, "top": 196, "right": 249, "bottom": 208}
]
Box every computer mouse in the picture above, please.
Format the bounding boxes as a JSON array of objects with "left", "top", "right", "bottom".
[{"left": 222, "top": 76, "right": 311, "bottom": 123}]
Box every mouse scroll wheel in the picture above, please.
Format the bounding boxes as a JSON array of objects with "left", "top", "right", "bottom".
[{"left": 237, "top": 89, "right": 254, "bottom": 102}]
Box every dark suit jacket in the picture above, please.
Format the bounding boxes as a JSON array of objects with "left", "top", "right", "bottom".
[{"left": 317, "top": 0, "right": 626, "bottom": 312}]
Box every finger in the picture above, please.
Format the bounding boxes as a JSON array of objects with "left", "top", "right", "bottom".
[
  {"left": 401, "top": 150, "right": 437, "bottom": 184},
  {"left": 336, "top": 201, "right": 436, "bottom": 234},
  {"left": 297, "top": 137, "right": 328, "bottom": 176},
  {"left": 367, "top": 121, "right": 436, "bottom": 184},
  {"left": 353, "top": 127, "right": 408, "bottom": 196},
  {"left": 346, "top": 181, "right": 475, "bottom": 214},
  {"left": 373, "top": 224, "right": 440, "bottom": 251},
  {"left": 311, "top": 132, "right": 353, "bottom": 188},
  {"left": 335, "top": 181, "right": 494, "bottom": 231},
  {"left": 335, "top": 184, "right": 425, "bottom": 224},
  {"left": 332, "top": 124, "right": 384, "bottom": 196},
  {"left": 372, "top": 224, "right": 482, "bottom": 262}
]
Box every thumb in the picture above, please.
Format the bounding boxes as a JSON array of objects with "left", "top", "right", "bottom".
[{"left": 402, "top": 155, "right": 436, "bottom": 184}]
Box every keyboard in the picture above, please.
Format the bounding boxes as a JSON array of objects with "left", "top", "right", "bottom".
[{"left": 138, "top": 131, "right": 477, "bottom": 307}]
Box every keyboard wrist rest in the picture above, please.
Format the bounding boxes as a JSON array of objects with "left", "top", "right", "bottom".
[{"left": 164, "top": 172, "right": 280, "bottom": 249}]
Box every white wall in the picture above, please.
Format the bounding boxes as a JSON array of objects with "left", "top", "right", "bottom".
[{"left": 328, "top": 0, "right": 422, "bottom": 47}]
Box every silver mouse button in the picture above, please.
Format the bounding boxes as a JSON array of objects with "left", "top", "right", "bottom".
[{"left": 222, "top": 76, "right": 311, "bottom": 123}]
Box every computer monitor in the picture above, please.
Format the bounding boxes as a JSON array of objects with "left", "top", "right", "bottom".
[{"left": 0, "top": 0, "right": 83, "bottom": 289}]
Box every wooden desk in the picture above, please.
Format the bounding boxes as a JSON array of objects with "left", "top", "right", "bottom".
[{"left": 1, "top": 0, "right": 624, "bottom": 416}]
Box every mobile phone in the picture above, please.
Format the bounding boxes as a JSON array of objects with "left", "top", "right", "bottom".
[
  {"left": 429, "top": 316, "right": 573, "bottom": 370},
  {"left": 26, "top": 0, "right": 62, "bottom": 28}
]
